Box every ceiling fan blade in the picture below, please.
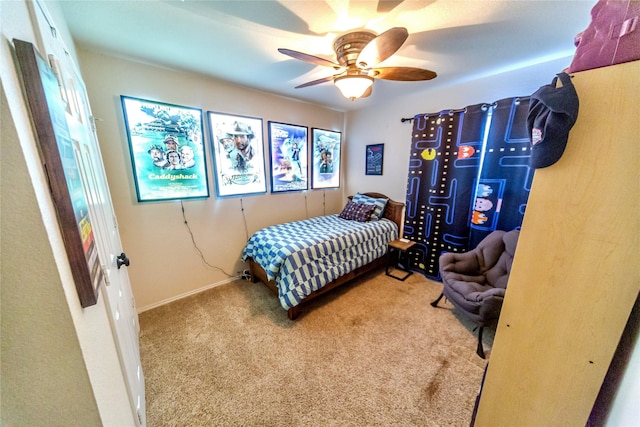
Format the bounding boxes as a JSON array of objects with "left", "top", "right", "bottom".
[
  {"left": 360, "top": 85, "right": 373, "bottom": 98},
  {"left": 278, "top": 48, "right": 341, "bottom": 69},
  {"left": 371, "top": 66, "right": 437, "bottom": 81},
  {"left": 377, "top": 0, "right": 404, "bottom": 13},
  {"left": 356, "top": 27, "right": 408, "bottom": 68},
  {"left": 294, "top": 75, "right": 337, "bottom": 89}
]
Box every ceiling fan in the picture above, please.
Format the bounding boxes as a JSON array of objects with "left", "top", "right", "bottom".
[{"left": 278, "top": 27, "right": 437, "bottom": 100}]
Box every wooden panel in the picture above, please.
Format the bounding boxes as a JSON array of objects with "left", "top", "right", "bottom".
[{"left": 475, "top": 60, "right": 640, "bottom": 426}]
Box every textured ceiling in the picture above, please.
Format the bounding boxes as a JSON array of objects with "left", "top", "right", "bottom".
[{"left": 56, "top": 0, "right": 594, "bottom": 111}]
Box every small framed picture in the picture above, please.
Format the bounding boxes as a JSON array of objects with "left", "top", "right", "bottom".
[
  {"left": 121, "top": 96, "right": 210, "bottom": 202},
  {"left": 366, "top": 143, "right": 384, "bottom": 176},
  {"left": 207, "top": 111, "right": 267, "bottom": 197},
  {"left": 311, "top": 128, "right": 341, "bottom": 189},
  {"left": 268, "top": 121, "right": 308, "bottom": 193}
]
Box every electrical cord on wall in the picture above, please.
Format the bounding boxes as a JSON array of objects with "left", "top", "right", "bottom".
[
  {"left": 240, "top": 198, "right": 249, "bottom": 241},
  {"left": 180, "top": 200, "right": 233, "bottom": 277},
  {"left": 323, "top": 190, "right": 326, "bottom": 216},
  {"left": 238, "top": 198, "right": 252, "bottom": 280},
  {"left": 304, "top": 194, "right": 310, "bottom": 219}
]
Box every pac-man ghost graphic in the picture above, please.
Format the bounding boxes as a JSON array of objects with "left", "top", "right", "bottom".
[
  {"left": 458, "top": 145, "right": 475, "bottom": 159},
  {"left": 478, "top": 184, "right": 493, "bottom": 197},
  {"left": 472, "top": 211, "right": 489, "bottom": 225},
  {"left": 421, "top": 148, "right": 437, "bottom": 161},
  {"left": 474, "top": 197, "right": 494, "bottom": 212}
]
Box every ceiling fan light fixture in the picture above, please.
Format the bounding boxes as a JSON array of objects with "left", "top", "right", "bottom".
[
  {"left": 280, "top": 26, "right": 436, "bottom": 101},
  {"left": 334, "top": 75, "right": 374, "bottom": 100}
]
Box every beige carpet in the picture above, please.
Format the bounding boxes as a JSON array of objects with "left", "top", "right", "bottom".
[{"left": 139, "top": 269, "right": 494, "bottom": 426}]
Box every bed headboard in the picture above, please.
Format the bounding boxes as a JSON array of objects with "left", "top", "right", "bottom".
[{"left": 348, "top": 192, "right": 405, "bottom": 232}]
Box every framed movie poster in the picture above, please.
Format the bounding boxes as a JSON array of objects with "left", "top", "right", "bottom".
[
  {"left": 15, "top": 39, "right": 104, "bottom": 307},
  {"left": 268, "top": 122, "right": 309, "bottom": 193},
  {"left": 121, "top": 96, "right": 209, "bottom": 202},
  {"left": 311, "top": 128, "right": 341, "bottom": 189},
  {"left": 207, "top": 112, "right": 267, "bottom": 197},
  {"left": 366, "top": 143, "right": 384, "bottom": 175}
]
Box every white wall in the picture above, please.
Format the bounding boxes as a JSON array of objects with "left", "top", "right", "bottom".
[
  {"left": 76, "top": 49, "right": 347, "bottom": 310},
  {"left": 605, "top": 305, "right": 640, "bottom": 427},
  {"left": 606, "top": 331, "right": 640, "bottom": 426},
  {"left": 1, "top": 78, "right": 102, "bottom": 427}
]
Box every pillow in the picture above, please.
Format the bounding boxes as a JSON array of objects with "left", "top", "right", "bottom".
[
  {"left": 339, "top": 200, "right": 375, "bottom": 222},
  {"left": 352, "top": 193, "right": 388, "bottom": 221}
]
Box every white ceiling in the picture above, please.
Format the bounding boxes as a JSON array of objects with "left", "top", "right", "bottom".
[{"left": 55, "top": 0, "right": 595, "bottom": 112}]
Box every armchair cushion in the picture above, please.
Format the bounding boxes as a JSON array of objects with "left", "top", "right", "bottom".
[{"left": 439, "top": 229, "right": 520, "bottom": 326}]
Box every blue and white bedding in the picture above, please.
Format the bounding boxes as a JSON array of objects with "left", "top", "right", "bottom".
[{"left": 242, "top": 214, "right": 399, "bottom": 310}]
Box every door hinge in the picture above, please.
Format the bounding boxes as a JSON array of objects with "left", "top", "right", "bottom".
[
  {"left": 90, "top": 115, "right": 105, "bottom": 133},
  {"left": 101, "top": 265, "right": 111, "bottom": 286}
]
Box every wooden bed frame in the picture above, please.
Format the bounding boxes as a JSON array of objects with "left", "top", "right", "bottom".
[{"left": 248, "top": 192, "right": 405, "bottom": 320}]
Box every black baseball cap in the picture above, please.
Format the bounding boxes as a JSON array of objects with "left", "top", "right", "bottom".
[{"left": 527, "top": 72, "right": 579, "bottom": 169}]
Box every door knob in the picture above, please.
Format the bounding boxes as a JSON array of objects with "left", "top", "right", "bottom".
[{"left": 116, "top": 252, "right": 130, "bottom": 269}]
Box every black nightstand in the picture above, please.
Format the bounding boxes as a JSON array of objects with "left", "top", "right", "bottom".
[{"left": 386, "top": 238, "right": 416, "bottom": 281}]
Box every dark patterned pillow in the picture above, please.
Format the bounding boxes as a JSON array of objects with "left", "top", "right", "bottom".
[
  {"left": 352, "top": 193, "right": 388, "bottom": 221},
  {"left": 339, "top": 200, "right": 375, "bottom": 222}
]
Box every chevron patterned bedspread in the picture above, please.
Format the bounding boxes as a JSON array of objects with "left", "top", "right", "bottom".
[{"left": 242, "top": 214, "right": 399, "bottom": 309}]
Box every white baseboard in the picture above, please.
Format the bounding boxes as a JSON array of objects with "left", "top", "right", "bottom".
[{"left": 137, "top": 276, "right": 241, "bottom": 313}]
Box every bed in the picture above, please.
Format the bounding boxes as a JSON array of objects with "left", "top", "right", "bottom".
[{"left": 242, "top": 192, "right": 405, "bottom": 319}]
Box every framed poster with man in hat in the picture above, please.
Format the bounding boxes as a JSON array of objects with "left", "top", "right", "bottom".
[
  {"left": 207, "top": 112, "right": 267, "bottom": 197},
  {"left": 121, "top": 96, "right": 210, "bottom": 202}
]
